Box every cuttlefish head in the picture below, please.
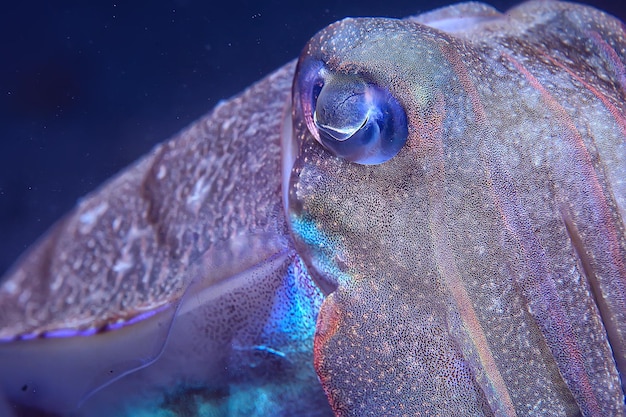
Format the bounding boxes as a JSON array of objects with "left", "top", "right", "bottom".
[
  {"left": 286, "top": 8, "right": 626, "bottom": 416},
  {"left": 288, "top": 17, "right": 496, "bottom": 415},
  {"left": 289, "top": 17, "right": 450, "bottom": 291}
]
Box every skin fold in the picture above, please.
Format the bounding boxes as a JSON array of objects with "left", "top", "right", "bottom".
[{"left": 1, "top": 1, "right": 625, "bottom": 416}]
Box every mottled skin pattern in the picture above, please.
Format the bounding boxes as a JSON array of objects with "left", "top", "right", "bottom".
[
  {"left": 290, "top": 2, "right": 626, "bottom": 416},
  {"left": 0, "top": 63, "right": 331, "bottom": 416},
  {"left": 1, "top": 1, "right": 625, "bottom": 417},
  {"left": 0, "top": 63, "right": 293, "bottom": 340}
]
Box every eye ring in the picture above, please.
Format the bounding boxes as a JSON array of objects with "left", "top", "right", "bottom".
[{"left": 295, "top": 60, "right": 408, "bottom": 165}]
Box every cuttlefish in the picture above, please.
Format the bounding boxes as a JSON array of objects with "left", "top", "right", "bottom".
[{"left": 1, "top": 1, "right": 626, "bottom": 416}]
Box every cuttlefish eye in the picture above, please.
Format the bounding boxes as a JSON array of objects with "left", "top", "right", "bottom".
[{"left": 298, "top": 61, "right": 408, "bottom": 165}]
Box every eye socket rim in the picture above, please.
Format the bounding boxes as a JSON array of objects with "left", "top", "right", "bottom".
[
  {"left": 295, "top": 58, "right": 325, "bottom": 143},
  {"left": 295, "top": 59, "right": 409, "bottom": 165}
]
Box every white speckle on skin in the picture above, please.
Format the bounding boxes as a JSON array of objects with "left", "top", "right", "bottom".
[
  {"left": 126, "top": 224, "right": 150, "bottom": 242},
  {"left": 4, "top": 280, "right": 17, "bottom": 295},
  {"left": 187, "top": 177, "right": 210, "bottom": 211},
  {"left": 157, "top": 164, "right": 167, "bottom": 180},
  {"left": 222, "top": 116, "right": 236, "bottom": 131},
  {"left": 113, "top": 257, "right": 133, "bottom": 274},
  {"left": 78, "top": 202, "right": 109, "bottom": 234},
  {"left": 50, "top": 274, "right": 64, "bottom": 291},
  {"left": 72, "top": 258, "right": 82, "bottom": 271},
  {"left": 112, "top": 217, "right": 122, "bottom": 232},
  {"left": 18, "top": 289, "right": 31, "bottom": 304}
]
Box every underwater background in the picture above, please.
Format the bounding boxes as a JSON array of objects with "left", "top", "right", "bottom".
[{"left": 1, "top": 0, "right": 626, "bottom": 275}]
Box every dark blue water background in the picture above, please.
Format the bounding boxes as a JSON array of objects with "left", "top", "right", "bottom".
[{"left": 1, "top": 0, "right": 625, "bottom": 275}]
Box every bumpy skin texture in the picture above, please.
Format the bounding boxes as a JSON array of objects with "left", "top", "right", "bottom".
[
  {"left": 0, "top": 62, "right": 294, "bottom": 340},
  {"left": 290, "top": 2, "right": 626, "bottom": 416},
  {"left": 0, "top": 63, "right": 331, "bottom": 416},
  {"left": 2, "top": 2, "right": 626, "bottom": 417}
]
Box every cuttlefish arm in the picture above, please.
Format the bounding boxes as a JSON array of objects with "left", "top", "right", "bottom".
[
  {"left": 289, "top": 2, "right": 626, "bottom": 416},
  {"left": 0, "top": 62, "right": 331, "bottom": 416}
]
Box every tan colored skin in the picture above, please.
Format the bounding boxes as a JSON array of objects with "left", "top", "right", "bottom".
[
  {"left": 290, "top": 2, "right": 626, "bottom": 416},
  {"left": 1, "top": 1, "right": 626, "bottom": 416},
  {"left": 0, "top": 62, "right": 331, "bottom": 416},
  {"left": 0, "top": 65, "right": 296, "bottom": 341}
]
